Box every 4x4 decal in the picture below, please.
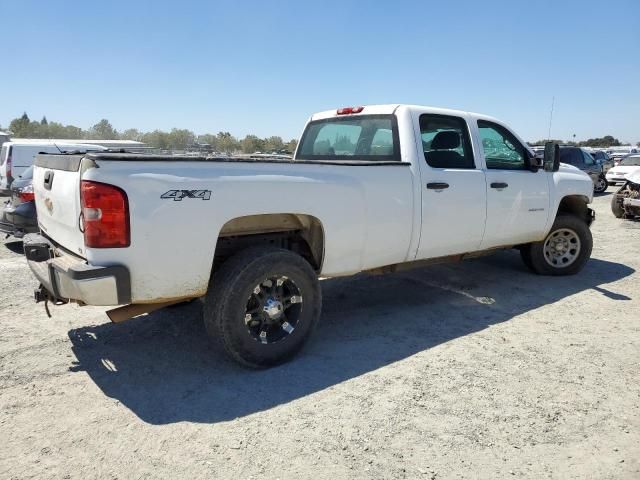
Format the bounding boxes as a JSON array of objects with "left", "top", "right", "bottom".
[{"left": 161, "top": 189, "right": 212, "bottom": 201}]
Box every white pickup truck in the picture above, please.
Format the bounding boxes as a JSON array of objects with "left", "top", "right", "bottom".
[{"left": 24, "top": 104, "right": 595, "bottom": 367}]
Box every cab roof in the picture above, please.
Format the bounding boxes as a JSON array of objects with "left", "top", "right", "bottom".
[{"left": 309, "top": 104, "right": 502, "bottom": 124}]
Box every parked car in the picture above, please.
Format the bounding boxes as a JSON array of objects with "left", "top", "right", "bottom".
[
  {"left": 0, "top": 131, "right": 10, "bottom": 147},
  {"left": 611, "top": 169, "right": 640, "bottom": 218},
  {"left": 0, "top": 141, "right": 106, "bottom": 194},
  {"left": 0, "top": 166, "right": 38, "bottom": 238},
  {"left": 590, "top": 150, "right": 614, "bottom": 172},
  {"left": 606, "top": 154, "right": 640, "bottom": 185},
  {"left": 611, "top": 152, "right": 630, "bottom": 166},
  {"left": 24, "top": 104, "right": 595, "bottom": 367},
  {"left": 559, "top": 146, "right": 608, "bottom": 193}
]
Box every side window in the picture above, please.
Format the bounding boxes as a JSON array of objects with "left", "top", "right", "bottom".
[
  {"left": 559, "top": 148, "right": 581, "bottom": 166},
  {"left": 582, "top": 150, "right": 595, "bottom": 165},
  {"left": 419, "top": 114, "right": 475, "bottom": 169},
  {"left": 477, "top": 120, "right": 527, "bottom": 170}
]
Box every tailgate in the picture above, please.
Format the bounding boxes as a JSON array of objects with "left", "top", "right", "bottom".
[{"left": 33, "top": 154, "right": 86, "bottom": 257}]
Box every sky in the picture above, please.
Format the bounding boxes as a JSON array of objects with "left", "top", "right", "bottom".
[{"left": 2, "top": 0, "right": 639, "bottom": 143}]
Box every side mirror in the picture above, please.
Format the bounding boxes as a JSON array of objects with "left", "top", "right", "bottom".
[
  {"left": 543, "top": 142, "right": 560, "bottom": 172},
  {"left": 526, "top": 150, "right": 541, "bottom": 172}
]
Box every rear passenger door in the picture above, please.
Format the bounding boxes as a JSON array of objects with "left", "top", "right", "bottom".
[
  {"left": 477, "top": 120, "right": 550, "bottom": 248},
  {"left": 416, "top": 113, "right": 487, "bottom": 259}
]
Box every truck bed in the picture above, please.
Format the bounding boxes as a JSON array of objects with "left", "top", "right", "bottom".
[{"left": 82, "top": 152, "right": 410, "bottom": 167}]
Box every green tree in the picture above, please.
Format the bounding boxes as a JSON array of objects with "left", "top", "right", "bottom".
[
  {"left": 141, "top": 130, "right": 171, "bottom": 150},
  {"left": 40, "top": 116, "right": 48, "bottom": 125},
  {"left": 88, "top": 119, "right": 118, "bottom": 140},
  {"left": 167, "top": 128, "right": 196, "bottom": 150},
  {"left": 197, "top": 134, "right": 219, "bottom": 151},
  {"left": 286, "top": 139, "right": 298, "bottom": 154},
  {"left": 241, "top": 134, "right": 265, "bottom": 153},
  {"left": 264, "top": 136, "right": 284, "bottom": 152},
  {"left": 217, "top": 131, "right": 239, "bottom": 153},
  {"left": 120, "top": 128, "right": 142, "bottom": 141},
  {"left": 579, "top": 135, "right": 621, "bottom": 147},
  {"left": 9, "top": 112, "right": 31, "bottom": 136}
]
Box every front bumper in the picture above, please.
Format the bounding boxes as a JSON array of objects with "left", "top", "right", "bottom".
[{"left": 23, "top": 233, "right": 131, "bottom": 306}]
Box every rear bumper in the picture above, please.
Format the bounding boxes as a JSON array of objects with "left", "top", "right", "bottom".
[
  {"left": 606, "top": 174, "right": 627, "bottom": 184},
  {"left": 23, "top": 233, "right": 131, "bottom": 306},
  {"left": 1, "top": 201, "right": 38, "bottom": 238}
]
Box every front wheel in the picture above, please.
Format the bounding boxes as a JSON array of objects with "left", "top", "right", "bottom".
[
  {"left": 203, "top": 247, "right": 321, "bottom": 368},
  {"left": 594, "top": 175, "right": 608, "bottom": 194},
  {"left": 520, "top": 214, "right": 593, "bottom": 276}
]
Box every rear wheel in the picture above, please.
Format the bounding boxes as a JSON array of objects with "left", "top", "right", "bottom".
[
  {"left": 203, "top": 247, "right": 321, "bottom": 368},
  {"left": 520, "top": 214, "right": 592, "bottom": 276}
]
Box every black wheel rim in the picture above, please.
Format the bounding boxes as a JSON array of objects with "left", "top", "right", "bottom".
[{"left": 244, "top": 276, "right": 303, "bottom": 344}]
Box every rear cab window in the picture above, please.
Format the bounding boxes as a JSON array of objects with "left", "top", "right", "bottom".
[{"left": 296, "top": 115, "right": 400, "bottom": 161}]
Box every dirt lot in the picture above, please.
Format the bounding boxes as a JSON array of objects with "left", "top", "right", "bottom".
[{"left": 0, "top": 192, "right": 638, "bottom": 480}]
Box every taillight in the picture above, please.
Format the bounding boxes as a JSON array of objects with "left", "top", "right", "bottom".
[
  {"left": 337, "top": 106, "right": 364, "bottom": 115},
  {"left": 80, "top": 180, "right": 130, "bottom": 248},
  {"left": 19, "top": 184, "right": 34, "bottom": 202}
]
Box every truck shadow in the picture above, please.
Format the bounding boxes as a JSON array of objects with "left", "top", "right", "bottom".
[{"left": 67, "top": 252, "right": 634, "bottom": 425}]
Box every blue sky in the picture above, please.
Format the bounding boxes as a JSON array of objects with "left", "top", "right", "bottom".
[{"left": 3, "top": 0, "right": 639, "bottom": 143}]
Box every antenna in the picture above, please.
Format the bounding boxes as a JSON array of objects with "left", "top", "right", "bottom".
[
  {"left": 53, "top": 142, "right": 63, "bottom": 154},
  {"left": 547, "top": 96, "right": 555, "bottom": 140}
]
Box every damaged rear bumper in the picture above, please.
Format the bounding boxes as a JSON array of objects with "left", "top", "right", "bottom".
[{"left": 23, "top": 233, "right": 131, "bottom": 306}]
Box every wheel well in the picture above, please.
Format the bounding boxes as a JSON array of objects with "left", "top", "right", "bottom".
[
  {"left": 557, "top": 195, "right": 593, "bottom": 225},
  {"left": 213, "top": 214, "right": 324, "bottom": 272}
]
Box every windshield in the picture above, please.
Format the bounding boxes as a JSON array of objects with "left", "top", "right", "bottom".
[
  {"left": 296, "top": 115, "right": 399, "bottom": 161},
  {"left": 619, "top": 155, "right": 640, "bottom": 166}
]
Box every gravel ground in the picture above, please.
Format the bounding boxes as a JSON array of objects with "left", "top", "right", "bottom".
[{"left": 0, "top": 191, "right": 638, "bottom": 480}]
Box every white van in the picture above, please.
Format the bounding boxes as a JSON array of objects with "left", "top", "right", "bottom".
[{"left": 0, "top": 141, "right": 106, "bottom": 194}]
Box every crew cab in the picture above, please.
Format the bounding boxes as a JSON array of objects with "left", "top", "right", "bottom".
[{"left": 24, "top": 105, "right": 595, "bottom": 367}]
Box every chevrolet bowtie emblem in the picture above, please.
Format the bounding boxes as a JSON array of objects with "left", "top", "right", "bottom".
[{"left": 44, "top": 197, "right": 54, "bottom": 215}]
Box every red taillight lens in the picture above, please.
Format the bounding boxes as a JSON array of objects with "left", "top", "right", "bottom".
[
  {"left": 80, "top": 180, "right": 130, "bottom": 248},
  {"left": 19, "top": 184, "right": 34, "bottom": 202},
  {"left": 336, "top": 106, "right": 364, "bottom": 115}
]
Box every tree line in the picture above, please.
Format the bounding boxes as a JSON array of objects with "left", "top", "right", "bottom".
[
  {"left": 4, "top": 113, "right": 298, "bottom": 154},
  {"left": 529, "top": 135, "right": 638, "bottom": 148}
]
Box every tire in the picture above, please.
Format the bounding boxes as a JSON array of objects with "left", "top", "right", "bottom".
[
  {"left": 611, "top": 194, "right": 625, "bottom": 218},
  {"left": 519, "top": 246, "right": 535, "bottom": 272},
  {"left": 520, "top": 214, "right": 592, "bottom": 276},
  {"left": 594, "top": 175, "right": 608, "bottom": 194},
  {"left": 203, "top": 247, "right": 321, "bottom": 368}
]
